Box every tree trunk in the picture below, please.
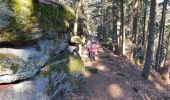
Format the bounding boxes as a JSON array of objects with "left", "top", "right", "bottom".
[
  {"left": 115, "top": 1, "right": 121, "bottom": 55},
  {"left": 142, "top": 0, "right": 148, "bottom": 64},
  {"left": 73, "top": 0, "right": 82, "bottom": 36},
  {"left": 142, "top": 0, "right": 156, "bottom": 79},
  {"left": 155, "top": 0, "right": 168, "bottom": 71},
  {"left": 132, "top": 16, "right": 138, "bottom": 44},
  {"left": 142, "top": 0, "right": 147, "bottom": 46},
  {"left": 112, "top": 0, "right": 116, "bottom": 42},
  {"left": 132, "top": 3, "right": 138, "bottom": 59},
  {"left": 161, "top": 32, "right": 170, "bottom": 82},
  {"left": 120, "top": 0, "right": 125, "bottom": 55}
]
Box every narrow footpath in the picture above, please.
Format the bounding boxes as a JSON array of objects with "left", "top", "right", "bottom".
[{"left": 69, "top": 42, "right": 170, "bottom": 100}]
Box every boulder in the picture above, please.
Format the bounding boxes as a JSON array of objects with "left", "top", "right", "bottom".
[
  {"left": 0, "top": 39, "right": 68, "bottom": 83},
  {"left": 0, "top": 70, "right": 72, "bottom": 100}
]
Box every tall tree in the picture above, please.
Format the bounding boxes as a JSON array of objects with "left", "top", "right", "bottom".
[
  {"left": 131, "top": 0, "right": 139, "bottom": 60},
  {"left": 132, "top": 0, "right": 139, "bottom": 45},
  {"left": 142, "top": 0, "right": 148, "bottom": 63},
  {"left": 155, "top": 0, "right": 168, "bottom": 71},
  {"left": 112, "top": 0, "right": 118, "bottom": 53},
  {"left": 142, "top": 0, "right": 157, "bottom": 79},
  {"left": 162, "top": 32, "right": 170, "bottom": 82},
  {"left": 157, "top": 0, "right": 169, "bottom": 82},
  {"left": 73, "top": 0, "right": 82, "bottom": 36}
]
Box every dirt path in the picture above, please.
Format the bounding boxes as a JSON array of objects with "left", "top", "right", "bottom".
[{"left": 69, "top": 43, "right": 170, "bottom": 100}]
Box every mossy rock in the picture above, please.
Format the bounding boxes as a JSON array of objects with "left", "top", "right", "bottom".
[
  {"left": 0, "top": 53, "right": 19, "bottom": 74},
  {"left": 1, "top": 0, "right": 75, "bottom": 44},
  {"left": 0, "top": 53, "right": 17, "bottom": 60},
  {"left": 33, "top": 2, "right": 75, "bottom": 32},
  {"left": 68, "top": 55, "right": 85, "bottom": 74},
  {"left": 41, "top": 53, "right": 85, "bottom": 77},
  {"left": 0, "top": 31, "right": 43, "bottom": 44},
  {"left": 55, "top": 55, "right": 85, "bottom": 75},
  {"left": 0, "top": 0, "right": 42, "bottom": 44},
  {"left": 71, "top": 36, "right": 83, "bottom": 44}
]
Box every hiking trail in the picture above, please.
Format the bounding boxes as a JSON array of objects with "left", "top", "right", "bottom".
[{"left": 68, "top": 42, "right": 170, "bottom": 100}]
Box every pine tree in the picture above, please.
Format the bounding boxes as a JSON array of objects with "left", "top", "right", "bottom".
[{"left": 142, "top": 0, "right": 157, "bottom": 79}]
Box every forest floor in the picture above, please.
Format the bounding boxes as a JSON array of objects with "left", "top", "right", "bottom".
[{"left": 67, "top": 42, "right": 170, "bottom": 100}]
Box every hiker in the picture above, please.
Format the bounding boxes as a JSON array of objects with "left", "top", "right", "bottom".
[{"left": 89, "top": 40, "right": 97, "bottom": 61}]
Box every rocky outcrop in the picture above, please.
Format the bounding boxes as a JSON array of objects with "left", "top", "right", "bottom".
[
  {"left": 0, "top": 0, "right": 43, "bottom": 44},
  {"left": 0, "top": 0, "right": 75, "bottom": 45},
  {"left": 0, "top": 0, "right": 75, "bottom": 84},
  {"left": 0, "top": 51, "right": 85, "bottom": 100},
  {"left": 0, "top": 70, "right": 72, "bottom": 100},
  {"left": 0, "top": 0, "right": 85, "bottom": 99},
  {"left": 0, "top": 39, "right": 68, "bottom": 83}
]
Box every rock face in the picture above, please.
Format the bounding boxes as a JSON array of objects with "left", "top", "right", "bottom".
[
  {"left": 0, "top": 51, "right": 85, "bottom": 100},
  {"left": 0, "top": 0, "right": 75, "bottom": 83},
  {"left": 0, "top": 0, "right": 42, "bottom": 44},
  {"left": 0, "top": 0, "right": 75, "bottom": 45},
  {"left": 0, "top": 39, "right": 68, "bottom": 83},
  {"left": 0, "top": 71, "right": 72, "bottom": 100},
  {"left": 0, "top": 0, "right": 85, "bottom": 100}
]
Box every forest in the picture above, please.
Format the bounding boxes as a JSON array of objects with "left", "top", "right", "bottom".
[{"left": 0, "top": 0, "right": 170, "bottom": 100}]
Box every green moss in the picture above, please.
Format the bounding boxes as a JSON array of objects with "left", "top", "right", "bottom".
[
  {"left": 0, "top": 31, "right": 41, "bottom": 43},
  {"left": 71, "top": 36, "right": 83, "bottom": 44},
  {"left": 33, "top": 2, "right": 75, "bottom": 32},
  {"left": 0, "top": 32, "right": 17, "bottom": 42},
  {"left": 10, "top": 63, "right": 19, "bottom": 73},
  {"left": 54, "top": 55, "right": 84, "bottom": 75},
  {"left": 5, "top": 0, "right": 34, "bottom": 29},
  {"left": 0, "top": 32, "right": 27, "bottom": 42},
  {"left": 2, "top": 0, "right": 75, "bottom": 43},
  {"left": 6, "top": 0, "right": 33, "bottom": 20},
  {"left": 0, "top": 65, "right": 6, "bottom": 73},
  {"left": 68, "top": 55, "right": 85, "bottom": 75},
  {"left": 0, "top": 53, "right": 17, "bottom": 60},
  {"left": 2, "top": 0, "right": 39, "bottom": 43},
  {"left": 0, "top": 54, "right": 19, "bottom": 73},
  {"left": 53, "top": 55, "right": 85, "bottom": 91}
]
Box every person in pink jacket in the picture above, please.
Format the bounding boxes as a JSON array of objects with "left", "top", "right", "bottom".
[{"left": 89, "top": 40, "right": 97, "bottom": 61}]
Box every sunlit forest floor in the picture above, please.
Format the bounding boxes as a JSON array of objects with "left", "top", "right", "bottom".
[{"left": 67, "top": 42, "right": 170, "bottom": 100}]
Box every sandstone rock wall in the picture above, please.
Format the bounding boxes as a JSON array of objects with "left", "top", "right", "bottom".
[{"left": 0, "top": 0, "right": 84, "bottom": 100}]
